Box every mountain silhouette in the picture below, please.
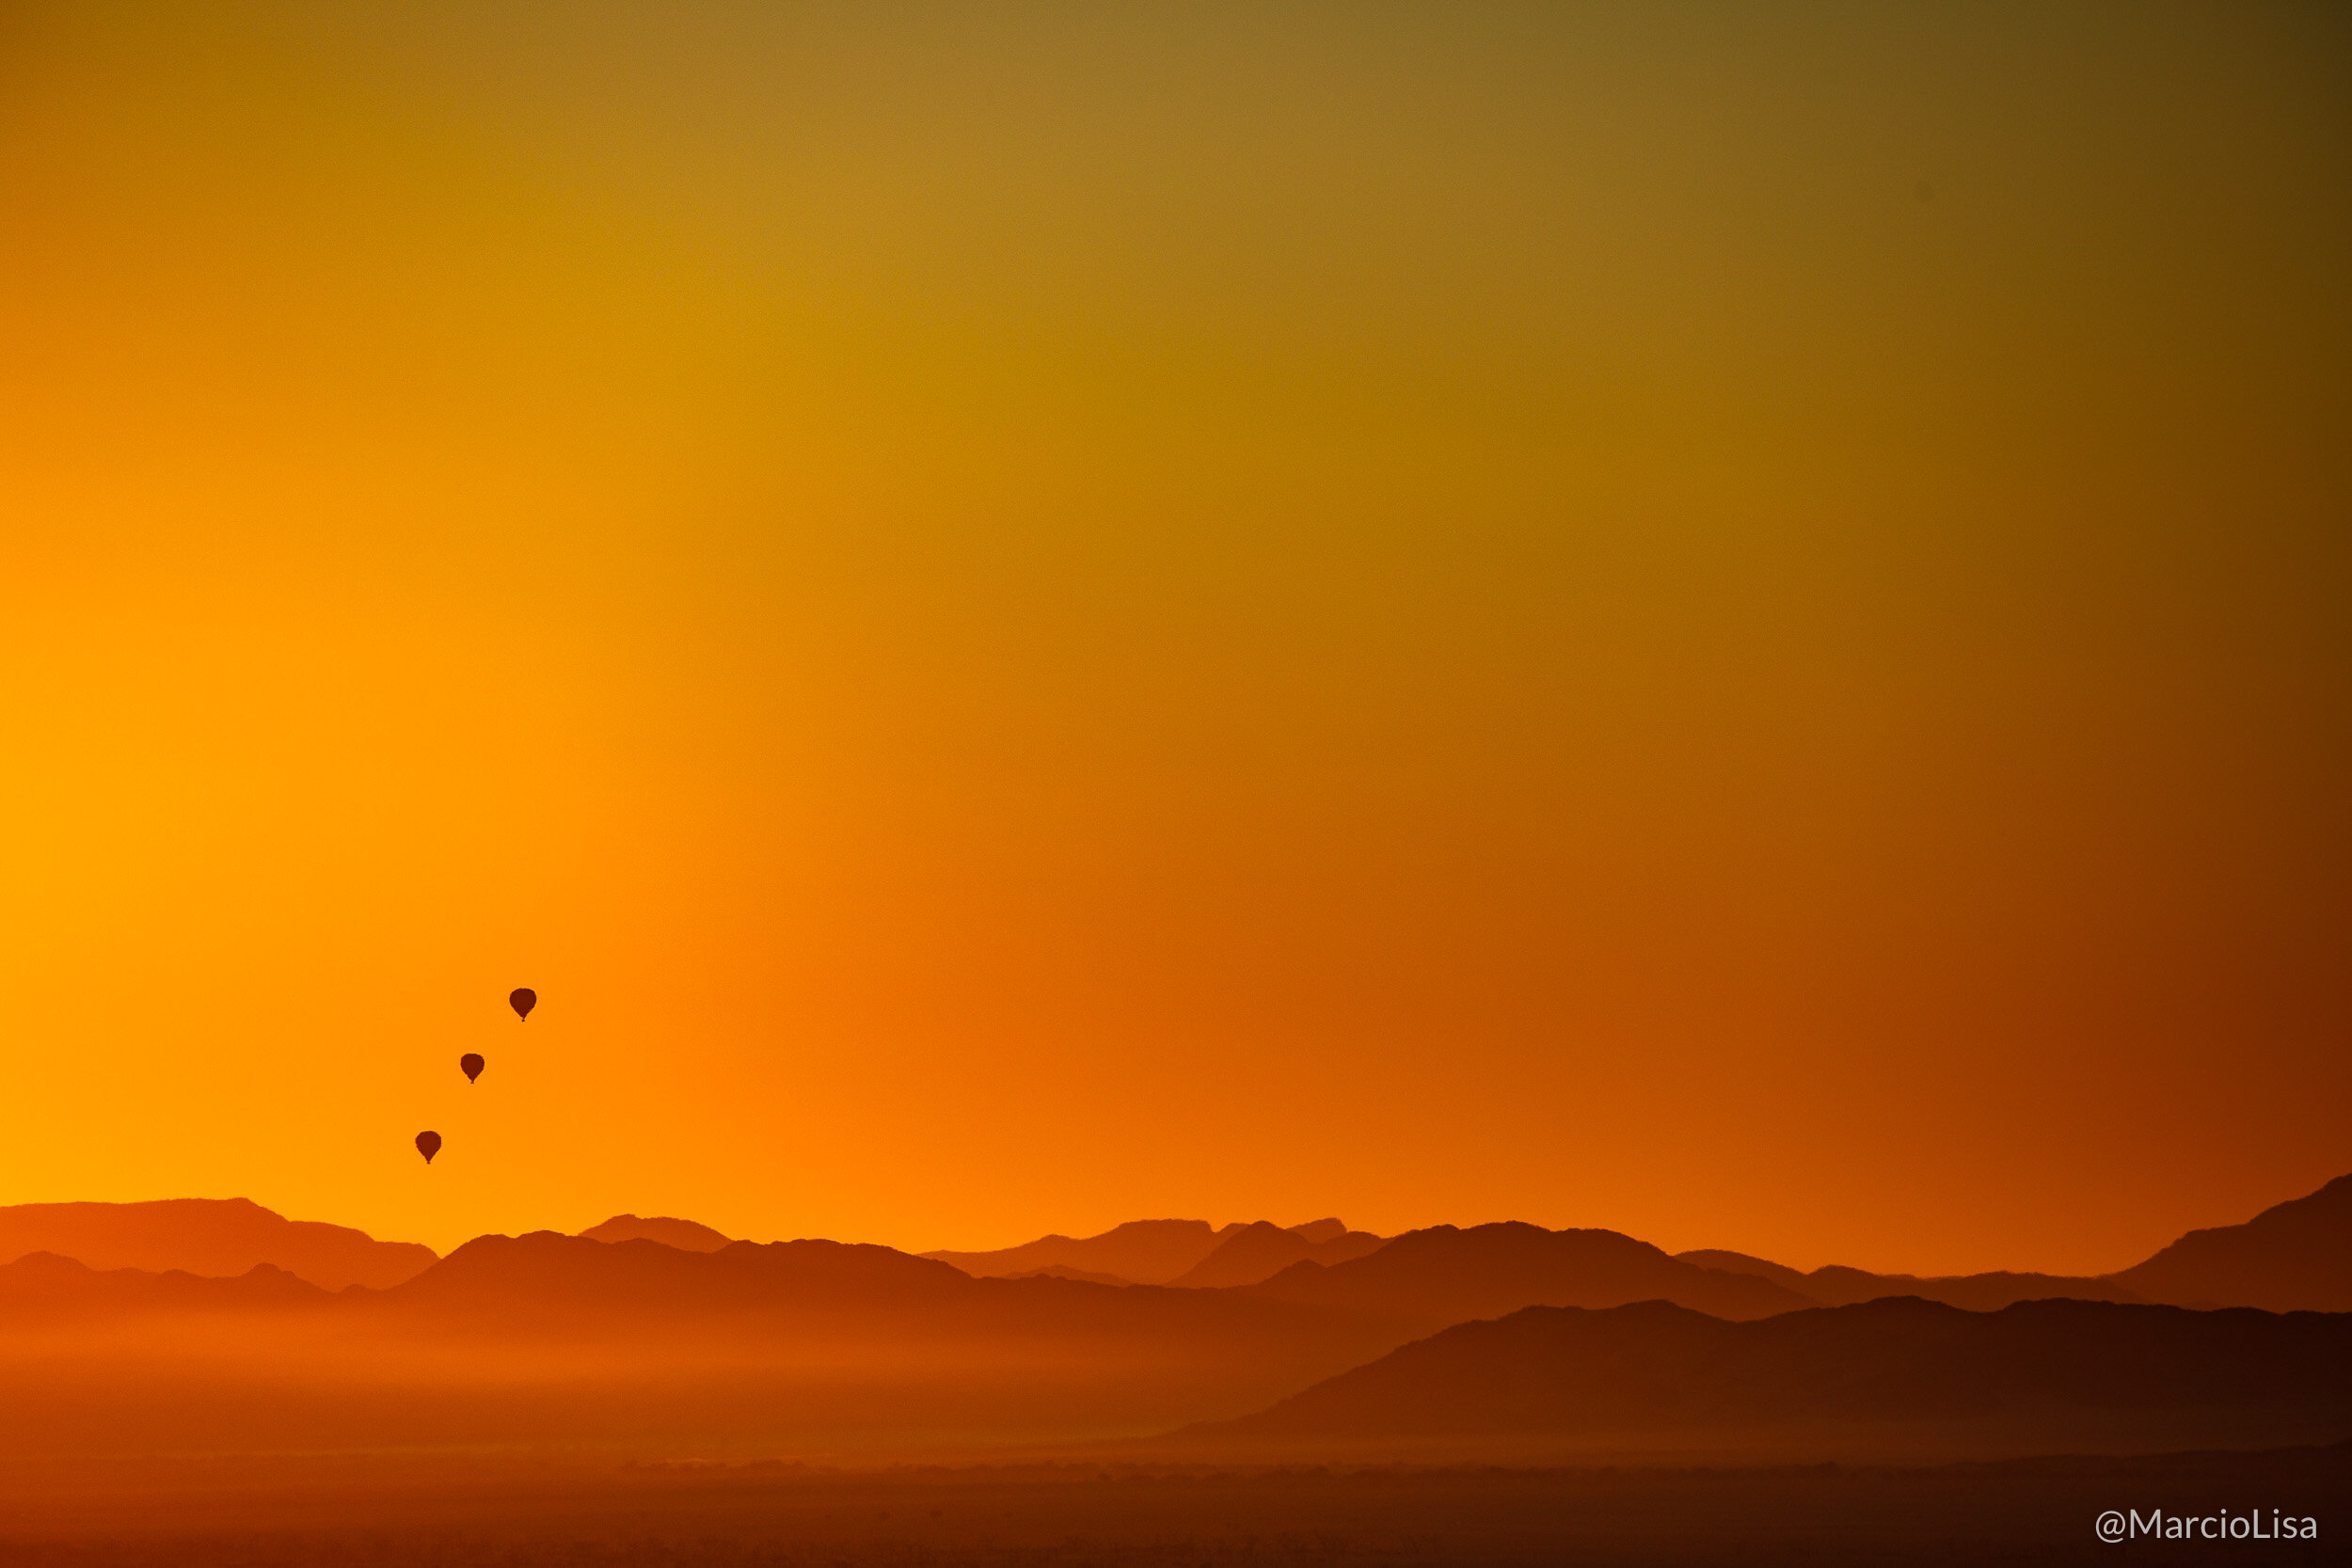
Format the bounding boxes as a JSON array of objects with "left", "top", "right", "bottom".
[
  {"left": 376, "top": 1229, "right": 1193, "bottom": 1337},
  {"left": 1672, "top": 1170, "right": 2352, "bottom": 1315},
  {"left": 0, "top": 1198, "right": 435, "bottom": 1291},
  {"left": 361, "top": 1230, "right": 1407, "bottom": 1376},
  {"left": 5, "top": 1196, "right": 2345, "bottom": 1467},
  {"left": 378, "top": 1231, "right": 968, "bottom": 1326},
  {"left": 1201, "top": 1295, "right": 2352, "bottom": 1453},
  {"left": 578, "top": 1214, "right": 733, "bottom": 1252},
  {"left": 1677, "top": 1249, "right": 2147, "bottom": 1311},
  {"left": 1005, "top": 1263, "right": 1136, "bottom": 1285},
  {"left": 923, "top": 1219, "right": 1226, "bottom": 1283},
  {"left": 1243, "top": 1222, "right": 1813, "bottom": 1330},
  {"left": 1673, "top": 1247, "right": 1810, "bottom": 1291},
  {"left": 0, "top": 1230, "right": 1426, "bottom": 1459},
  {"left": 922, "top": 1217, "right": 1346, "bottom": 1285},
  {"left": 1167, "top": 1221, "right": 1388, "bottom": 1289},
  {"left": 315, "top": 1229, "right": 1427, "bottom": 1438},
  {"left": 2106, "top": 1172, "right": 2352, "bottom": 1311},
  {"left": 0, "top": 1250, "right": 331, "bottom": 1322}
]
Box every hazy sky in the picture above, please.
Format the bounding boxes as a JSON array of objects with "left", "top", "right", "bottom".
[{"left": 2, "top": 2, "right": 2346, "bottom": 1273}]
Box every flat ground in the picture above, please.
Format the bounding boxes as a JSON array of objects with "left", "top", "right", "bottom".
[{"left": 0, "top": 1442, "right": 2341, "bottom": 1565}]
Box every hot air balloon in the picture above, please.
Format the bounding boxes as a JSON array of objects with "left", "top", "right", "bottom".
[
  {"left": 416, "top": 1130, "right": 442, "bottom": 1164},
  {"left": 509, "top": 988, "right": 536, "bottom": 1022},
  {"left": 460, "top": 1053, "right": 485, "bottom": 1084}
]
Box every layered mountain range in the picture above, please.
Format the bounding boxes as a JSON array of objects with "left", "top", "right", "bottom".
[
  {"left": 0, "top": 1175, "right": 2343, "bottom": 1462},
  {"left": 917, "top": 1216, "right": 1382, "bottom": 1287},
  {"left": 7, "top": 1176, "right": 2344, "bottom": 1311},
  {"left": 0, "top": 1197, "right": 436, "bottom": 1291}
]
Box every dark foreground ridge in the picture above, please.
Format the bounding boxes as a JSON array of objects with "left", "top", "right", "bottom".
[{"left": 1195, "top": 1295, "right": 2352, "bottom": 1457}]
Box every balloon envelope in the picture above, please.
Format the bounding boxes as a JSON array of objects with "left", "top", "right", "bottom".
[
  {"left": 509, "top": 988, "right": 536, "bottom": 1021},
  {"left": 415, "top": 1130, "right": 442, "bottom": 1164},
  {"left": 460, "top": 1053, "right": 485, "bottom": 1084}
]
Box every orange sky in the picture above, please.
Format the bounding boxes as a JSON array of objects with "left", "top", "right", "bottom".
[{"left": 2, "top": 2, "right": 2347, "bottom": 1275}]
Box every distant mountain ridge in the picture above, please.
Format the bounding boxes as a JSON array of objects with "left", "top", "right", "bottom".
[
  {"left": 0, "top": 1250, "right": 331, "bottom": 1322},
  {"left": 4, "top": 1180, "right": 2347, "bottom": 1465},
  {"left": 1675, "top": 1171, "right": 2352, "bottom": 1315},
  {"left": 579, "top": 1214, "right": 733, "bottom": 1252},
  {"left": 930, "top": 1170, "right": 2352, "bottom": 1316},
  {"left": 1005, "top": 1263, "right": 1135, "bottom": 1286},
  {"left": 0, "top": 1234, "right": 1410, "bottom": 1458},
  {"left": 0, "top": 1198, "right": 435, "bottom": 1291},
  {"left": 385, "top": 1231, "right": 967, "bottom": 1324},
  {"left": 922, "top": 1217, "right": 1375, "bottom": 1286},
  {"left": 1677, "top": 1249, "right": 2149, "bottom": 1311},
  {"left": 1245, "top": 1222, "right": 1814, "bottom": 1328},
  {"left": 921, "top": 1218, "right": 1223, "bottom": 1284},
  {"left": 2107, "top": 1174, "right": 2352, "bottom": 1311},
  {"left": 1168, "top": 1222, "right": 1388, "bottom": 1289},
  {"left": 334, "top": 1230, "right": 1424, "bottom": 1414},
  {"left": 7, "top": 1166, "right": 2344, "bottom": 1332}
]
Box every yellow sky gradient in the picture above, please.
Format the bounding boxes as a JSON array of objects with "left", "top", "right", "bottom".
[{"left": 2, "top": 2, "right": 2347, "bottom": 1274}]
